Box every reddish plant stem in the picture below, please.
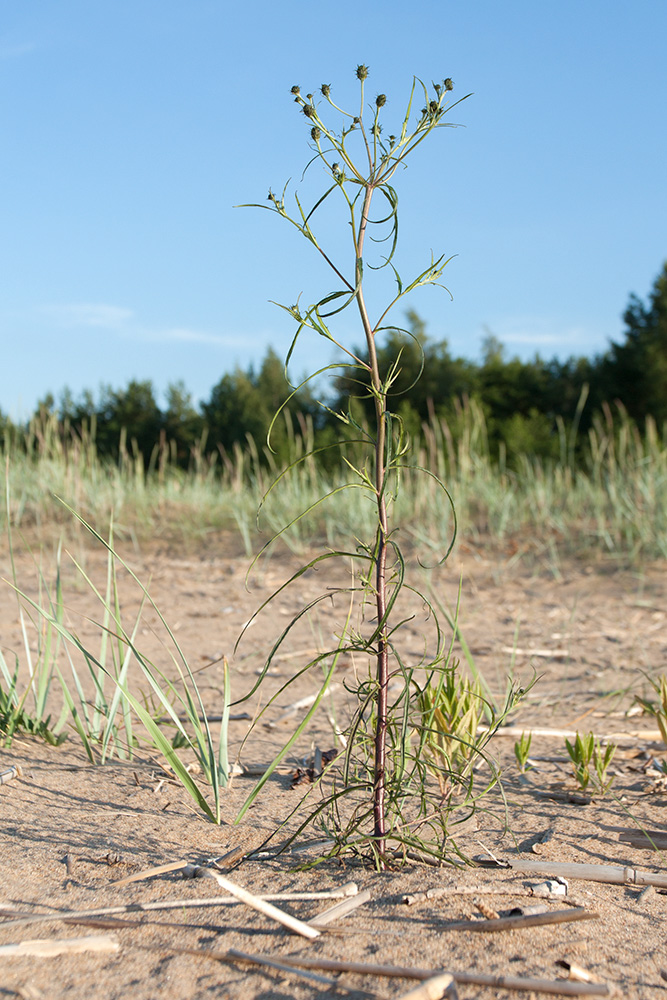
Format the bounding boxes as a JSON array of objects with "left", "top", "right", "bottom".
[{"left": 355, "top": 181, "right": 390, "bottom": 865}]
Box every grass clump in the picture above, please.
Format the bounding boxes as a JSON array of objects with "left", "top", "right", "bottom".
[
  {"left": 565, "top": 731, "right": 617, "bottom": 796},
  {"left": 5, "top": 499, "right": 232, "bottom": 823}
]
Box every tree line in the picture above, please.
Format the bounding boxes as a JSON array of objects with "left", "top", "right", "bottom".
[{"left": 3, "top": 261, "right": 667, "bottom": 467}]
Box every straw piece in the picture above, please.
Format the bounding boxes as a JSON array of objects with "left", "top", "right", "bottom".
[
  {"left": 209, "top": 846, "right": 247, "bottom": 867},
  {"left": 478, "top": 856, "right": 667, "bottom": 889},
  {"left": 109, "top": 860, "right": 189, "bottom": 886},
  {"left": 308, "top": 889, "right": 371, "bottom": 928},
  {"left": 224, "top": 947, "right": 337, "bottom": 986},
  {"left": 484, "top": 725, "right": 663, "bottom": 743},
  {"left": 440, "top": 907, "right": 596, "bottom": 933},
  {"left": 618, "top": 829, "right": 667, "bottom": 850},
  {"left": 473, "top": 900, "right": 500, "bottom": 920},
  {"left": 403, "top": 886, "right": 536, "bottom": 906},
  {"left": 395, "top": 972, "right": 458, "bottom": 1000},
  {"left": 0, "top": 886, "right": 360, "bottom": 931},
  {"left": 556, "top": 960, "right": 598, "bottom": 984},
  {"left": 0, "top": 934, "right": 119, "bottom": 958},
  {"left": 267, "top": 684, "right": 341, "bottom": 728},
  {"left": 276, "top": 954, "right": 610, "bottom": 996},
  {"left": 189, "top": 867, "right": 320, "bottom": 939},
  {"left": 500, "top": 647, "right": 570, "bottom": 658},
  {"left": 0, "top": 765, "right": 21, "bottom": 786}
]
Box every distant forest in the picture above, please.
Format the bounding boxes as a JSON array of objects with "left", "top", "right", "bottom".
[{"left": 4, "top": 261, "right": 667, "bottom": 467}]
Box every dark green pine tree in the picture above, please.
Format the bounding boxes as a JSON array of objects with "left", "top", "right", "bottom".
[{"left": 602, "top": 262, "right": 667, "bottom": 425}]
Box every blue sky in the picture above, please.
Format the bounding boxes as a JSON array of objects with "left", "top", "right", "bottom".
[{"left": 2, "top": 0, "right": 666, "bottom": 420}]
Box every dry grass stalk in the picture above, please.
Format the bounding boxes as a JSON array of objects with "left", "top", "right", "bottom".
[
  {"left": 308, "top": 889, "right": 372, "bottom": 928},
  {"left": 403, "top": 885, "right": 536, "bottom": 905},
  {"left": 267, "top": 684, "right": 341, "bottom": 728},
  {"left": 270, "top": 954, "right": 611, "bottom": 996},
  {"left": 109, "top": 860, "right": 189, "bottom": 886},
  {"left": 0, "top": 934, "right": 119, "bottom": 958},
  {"left": 483, "top": 857, "right": 667, "bottom": 888},
  {"left": 441, "top": 906, "right": 596, "bottom": 933},
  {"left": 500, "top": 648, "right": 569, "bottom": 658},
  {"left": 484, "top": 725, "right": 663, "bottom": 743},
  {"left": 187, "top": 866, "right": 320, "bottom": 939},
  {"left": 223, "top": 947, "right": 338, "bottom": 986},
  {"left": 0, "top": 886, "right": 354, "bottom": 931},
  {"left": 618, "top": 829, "right": 667, "bottom": 850}
]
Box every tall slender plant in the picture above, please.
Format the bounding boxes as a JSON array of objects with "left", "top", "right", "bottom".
[{"left": 240, "top": 68, "right": 517, "bottom": 866}]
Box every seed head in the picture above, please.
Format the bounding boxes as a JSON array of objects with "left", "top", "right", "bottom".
[
  {"left": 302, "top": 104, "right": 316, "bottom": 119},
  {"left": 375, "top": 93, "right": 386, "bottom": 108},
  {"left": 444, "top": 78, "right": 454, "bottom": 91},
  {"left": 290, "top": 85, "right": 300, "bottom": 95},
  {"left": 306, "top": 93, "right": 313, "bottom": 100},
  {"left": 310, "top": 126, "right": 321, "bottom": 142},
  {"left": 321, "top": 83, "right": 331, "bottom": 97},
  {"left": 353, "top": 116, "right": 360, "bottom": 124},
  {"left": 356, "top": 64, "right": 369, "bottom": 81}
]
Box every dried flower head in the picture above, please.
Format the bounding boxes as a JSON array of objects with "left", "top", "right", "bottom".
[
  {"left": 321, "top": 83, "right": 331, "bottom": 97},
  {"left": 290, "top": 85, "right": 300, "bottom": 95},
  {"left": 444, "top": 78, "right": 454, "bottom": 91},
  {"left": 375, "top": 94, "right": 386, "bottom": 108},
  {"left": 310, "top": 126, "right": 321, "bottom": 142},
  {"left": 356, "top": 64, "right": 369, "bottom": 81},
  {"left": 302, "top": 105, "right": 316, "bottom": 119}
]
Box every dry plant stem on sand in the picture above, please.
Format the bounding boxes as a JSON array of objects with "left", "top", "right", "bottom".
[{"left": 240, "top": 953, "right": 611, "bottom": 997}]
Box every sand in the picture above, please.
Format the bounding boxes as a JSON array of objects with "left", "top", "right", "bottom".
[{"left": 1, "top": 535, "right": 666, "bottom": 998}]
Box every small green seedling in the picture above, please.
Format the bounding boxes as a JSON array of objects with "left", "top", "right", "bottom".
[
  {"left": 635, "top": 673, "right": 667, "bottom": 746},
  {"left": 514, "top": 731, "right": 533, "bottom": 773},
  {"left": 565, "top": 731, "right": 616, "bottom": 795},
  {"left": 417, "top": 668, "right": 485, "bottom": 797}
]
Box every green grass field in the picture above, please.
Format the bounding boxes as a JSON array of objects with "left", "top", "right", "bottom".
[{"left": 3, "top": 400, "right": 666, "bottom": 565}]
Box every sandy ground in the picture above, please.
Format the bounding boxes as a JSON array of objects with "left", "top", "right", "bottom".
[{"left": 1, "top": 534, "right": 667, "bottom": 999}]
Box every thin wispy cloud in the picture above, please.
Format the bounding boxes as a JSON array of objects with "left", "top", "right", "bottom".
[
  {"left": 489, "top": 317, "right": 593, "bottom": 351},
  {"left": 0, "top": 40, "right": 39, "bottom": 61},
  {"left": 43, "top": 303, "right": 134, "bottom": 329},
  {"left": 154, "top": 327, "right": 243, "bottom": 347},
  {"left": 39, "top": 302, "right": 247, "bottom": 349}
]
